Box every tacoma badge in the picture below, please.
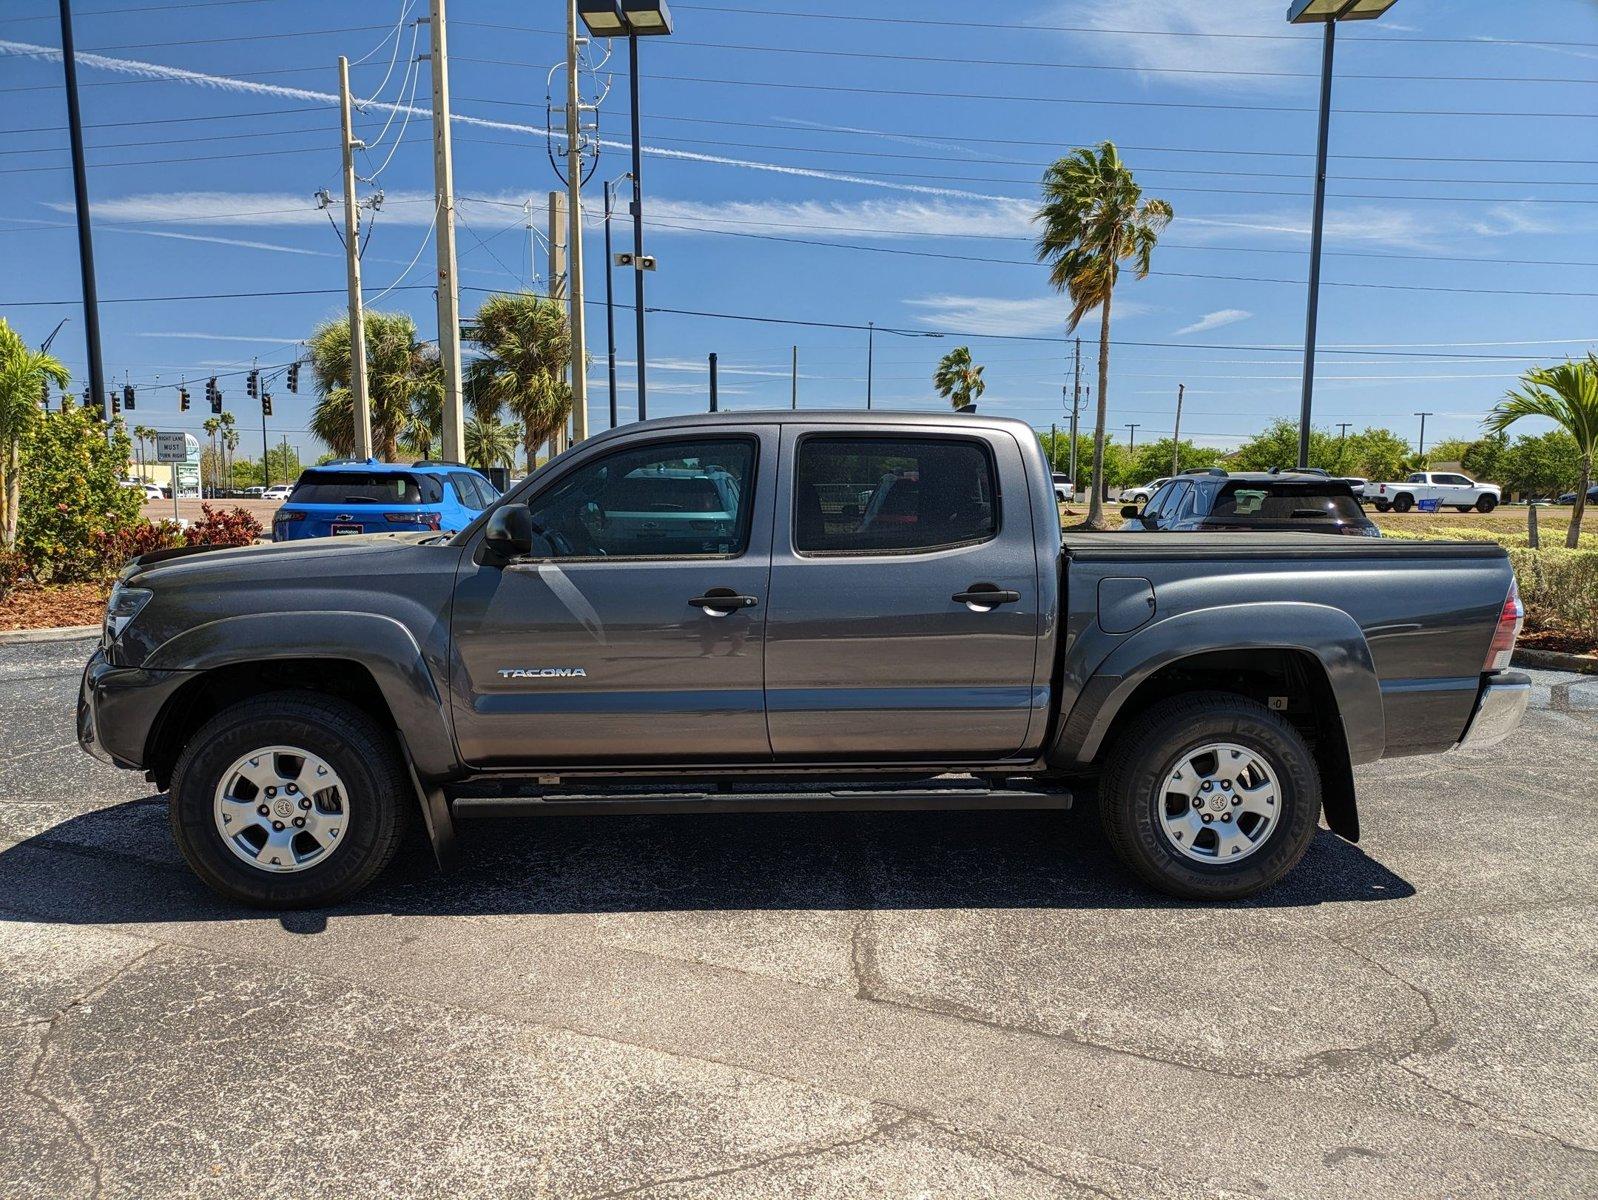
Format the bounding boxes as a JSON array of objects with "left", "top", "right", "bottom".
[{"left": 497, "top": 667, "right": 588, "bottom": 679}]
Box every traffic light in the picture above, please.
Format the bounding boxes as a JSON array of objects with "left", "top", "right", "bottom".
[
  {"left": 208, "top": 377, "right": 222, "bottom": 414},
  {"left": 246, "top": 370, "right": 259, "bottom": 399},
  {"left": 122, "top": 384, "right": 136, "bottom": 411},
  {"left": 286, "top": 362, "right": 300, "bottom": 393},
  {"left": 40, "top": 379, "right": 49, "bottom": 406},
  {"left": 111, "top": 390, "right": 122, "bottom": 416},
  {"left": 262, "top": 392, "right": 273, "bottom": 418},
  {"left": 179, "top": 386, "right": 191, "bottom": 412}
]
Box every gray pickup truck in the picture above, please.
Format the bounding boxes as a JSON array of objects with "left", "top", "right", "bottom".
[{"left": 79, "top": 412, "right": 1530, "bottom": 908}]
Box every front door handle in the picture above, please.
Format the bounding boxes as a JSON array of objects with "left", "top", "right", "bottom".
[
  {"left": 689, "top": 588, "right": 760, "bottom": 617},
  {"left": 953, "top": 584, "right": 1021, "bottom": 611}
]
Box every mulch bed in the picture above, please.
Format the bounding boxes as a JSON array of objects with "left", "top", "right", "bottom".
[
  {"left": 1519, "top": 626, "right": 1597, "bottom": 657},
  {"left": 1, "top": 582, "right": 110, "bottom": 631}
]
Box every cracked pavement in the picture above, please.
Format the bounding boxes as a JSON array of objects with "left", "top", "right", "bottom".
[{"left": 1, "top": 637, "right": 1594, "bottom": 1198}]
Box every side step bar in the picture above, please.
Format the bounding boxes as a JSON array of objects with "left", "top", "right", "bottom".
[{"left": 452, "top": 784, "right": 1073, "bottom": 819}]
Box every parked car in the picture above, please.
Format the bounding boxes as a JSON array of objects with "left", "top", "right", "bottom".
[
  {"left": 262, "top": 484, "right": 293, "bottom": 502},
  {"left": 1556, "top": 485, "right": 1598, "bottom": 506},
  {"left": 79, "top": 411, "right": 1529, "bottom": 910},
  {"left": 241, "top": 486, "right": 267, "bottom": 498},
  {"left": 120, "top": 479, "right": 164, "bottom": 502},
  {"left": 1051, "top": 473, "right": 1072, "bottom": 503},
  {"left": 270, "top": 459, "right": 497, "bottom": 541},
  {"left": 1119, "top": 477, "right": 1171, "bottom": 504},
  {"left": 1120, "top": 470, "right": 1379, "bottom": 537},
  {"left": 1366, "top": 472, "right": 1500, "bottom": 513}
]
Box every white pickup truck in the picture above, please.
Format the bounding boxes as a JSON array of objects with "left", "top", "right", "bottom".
[{"left": 1366, "top": 471, "right": 1501, "bottom": 513}]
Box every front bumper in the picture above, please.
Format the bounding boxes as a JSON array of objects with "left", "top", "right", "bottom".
[
  {"left": 78, "top": 647, "right": 195, "bottom": 771},
  {"left": 1456, "top": 670, "right": 1531, "bottom": 750}
]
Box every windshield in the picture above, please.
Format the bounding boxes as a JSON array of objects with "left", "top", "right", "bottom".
[
  {"left": 288, "top": 470, "right": 440, "bottom": 505},
  {"left": 1211, "top": 483, "right": 1366, "bottom": 521}
]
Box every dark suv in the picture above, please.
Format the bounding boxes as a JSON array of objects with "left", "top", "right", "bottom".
[{"left": 1121, "top": 470, "right": 1379, "bottom": 536}]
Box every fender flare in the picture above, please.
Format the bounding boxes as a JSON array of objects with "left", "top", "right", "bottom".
[
  {"left": 1060, "top": 601, "right": 1385, "bottom": 770},
  {"left": 144, "top": 611, "right": 459, "bottom": 780}
]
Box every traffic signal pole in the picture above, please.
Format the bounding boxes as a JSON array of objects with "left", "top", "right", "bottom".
[
  {"left": 57, "top": 0, "right": 107, "bottom": 440},
  {"left": 427, "top": 0, "right": 466, "bottom": 464}
]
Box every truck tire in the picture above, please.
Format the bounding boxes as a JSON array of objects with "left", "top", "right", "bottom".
[
  {"left": 1098, "top": 692, "right": 1322, "bottom": 901},
  {"left": 1391, "top": 493, "right": 1415, "bottom": 513},
  {"left": 1475, "top": 495, "right": 1497, "bottom": 513},
  {"left": 168, "top": 691, "right": 409, "bottom": 909},
  {"left": 1371, "top": 501, "right": 1390, "bottom": 513}
]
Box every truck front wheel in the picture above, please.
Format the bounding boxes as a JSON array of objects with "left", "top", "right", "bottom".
[
  {"left": 1391, "top": 493, "right": 1415, "bottom": 512},
  {"left": 169, "top": 692, "right": 409, "bottom": 908},
  {"left": 1475, "top": 495, "right": 1497, "bottom": 513},
  {"left": 1098, "top": 692, "right": 1322, "bottom": 901}
]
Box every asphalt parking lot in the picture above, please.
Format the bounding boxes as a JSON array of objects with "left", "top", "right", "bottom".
[{"left": 2, "top": 636, "right": 1594, "bottom": 1198}]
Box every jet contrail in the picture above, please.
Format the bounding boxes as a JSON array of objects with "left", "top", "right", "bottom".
[{"left": 0, "top": 38, "right": 1013, "bottom": 205}]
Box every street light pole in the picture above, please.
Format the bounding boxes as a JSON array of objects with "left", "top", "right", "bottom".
[
  {"left": 1288, "top": 0, "right": 1401, "bottom": 469},
  {"left": 57, "top": 0, "right": 106, "bottom": 432},
  {"left": 602, "top": 174, "right": 629, "bottom": 429},
  {"left": 628, "top": 35, "right": 648, "bottom": 421}
]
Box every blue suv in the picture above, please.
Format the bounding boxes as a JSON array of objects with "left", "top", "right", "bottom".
[{"left": 271, "top": 459, "right": 499, "bottom": 542}]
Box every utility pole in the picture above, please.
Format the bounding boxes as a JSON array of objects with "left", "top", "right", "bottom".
[
  {"left": 708, "top": 352, "right": 718, "bottom": 412},
  {"left": 1068, "top": 337, "right": 1082, "bottom": 500},
  {"left": 791, "top": 345, "right": 798, "bottom": 409},
  {"left": 426, "top": 0, "right": 465, "bottom": 464},
  {"left": 1414, "top": 411, "right": 1434, "bottom": 460},
  {"left": 58, "top": 0, "right": 107, "bottom": 440},
  {"left": 1049, "top": 423, "right": 1058, "bottom": 471},
  {"left": 563, "top": 0, "right": 590, "bottom": 443},
  {"left": 547, "top": 191, "right": 568, "bottom": 456},
  {"left": 1126, "top": 423, "right": 1140, "bottom": 454},
  {"left": 628, "top": 35, "right": 648, "bottom": 420},
  {"left": 1336, "top": 421, "right": 1352, "bottom": 467},
  {"left": 339, "top": 56, "right": 372, "bottom": 458},
  {"left": 1171, "top": 383, "right": 1185, "bottom": 478},
  {"left": 603, "top": 178, "right": 620, "bottom": 428}
]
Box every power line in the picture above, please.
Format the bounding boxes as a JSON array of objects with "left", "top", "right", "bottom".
[
  {"left": 0, "top": 0, "right": 283, "bottom": 22},
  {"left": 666, "top": 5, "right": 1598, "bottom": 50}
]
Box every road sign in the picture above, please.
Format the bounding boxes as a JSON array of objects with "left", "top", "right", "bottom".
[{"left": 155, "top": 432, "right": 189, "bottom": 463}]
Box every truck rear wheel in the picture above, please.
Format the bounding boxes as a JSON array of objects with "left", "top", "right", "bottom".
[
  {"left": 1475, "top": 495, "right": 1497, "bottom": 513},
  {"left": 1391, "top": 493, "right": 1415, "bottom": 512},
  {"left": 169, "top": 692, "right": 409, "bottom": 908},
  {"left": 1098, "top": 692, "right": 1322, "bottom": 901}
]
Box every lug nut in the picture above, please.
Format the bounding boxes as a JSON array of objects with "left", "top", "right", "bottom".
[
  {"left": 299, "top": 797, "right": 312, "bottom": 810},
  {"left": 1231, "top": 797, "right": 1242, "bottom": 806},
  {"left": 272, "top": 820, "right": 285, "bottom": 831},
  {"left": 1221, "top": 813, "right": 1232, "bottom": 822},
  {"left": 292, "top": 817, "right": 305, "bottom": 829},
  {"left": 257, "top": 804, "right": 270, "bottom": 816},
  {"left": 1221, "top": 781, "right": 1232, "bottom": 791},
  {"left": 286, "top": 784, "right": 298, "bottom": 795},
  {"left": 1202, "top": 814, "right": 1213, "bottom": 823},
  {"left": 1201, "top": 782, "right": 1212, "bottom": 792},
  {"left": 265, "top": 786, "right": 277, "bottom": 798}
]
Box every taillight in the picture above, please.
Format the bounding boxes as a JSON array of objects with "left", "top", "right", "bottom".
[
  {"left": 1484, "top": 578, "right": 1523, "bottom": 671},
  {"left": 384, "top": 512, "right": 441, "bottom": 529},
  {"left": 274, "top": 510, "right": 305, "bottom": 523}
]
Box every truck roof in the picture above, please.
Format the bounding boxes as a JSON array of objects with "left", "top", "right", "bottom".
[{"left": 586, "top": 409, "right": 1039, "bottom": 439}]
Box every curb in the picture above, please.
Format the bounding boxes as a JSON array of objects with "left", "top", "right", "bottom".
[
  {"left": 1514, "top": 647, "right": 1598, "bottom": 676},
  {"left": 0, "top": 624, "right": 99, "bottom": 646}
]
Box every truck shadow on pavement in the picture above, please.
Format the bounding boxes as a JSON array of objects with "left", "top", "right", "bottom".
[{"left": 0, "top": 792, "right": 1415, "bottom": 930}]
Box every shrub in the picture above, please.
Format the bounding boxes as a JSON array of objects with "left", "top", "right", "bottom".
[
  {"left": 92, "top": 519, "right": 184, "bottom": 578},
  {"left": 1507, "top": 547, "right": 1598, "bottom": 643},
  {"left": 0, "top": 548, "right": 22, "bottom": 601},
  {"left": 16, "top": 405, "right": 141, "bottom": 583},
  {"left": 183, "top": 504, "right": 263, "bottom": 548}
]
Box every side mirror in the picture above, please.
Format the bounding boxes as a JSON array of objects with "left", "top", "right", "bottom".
[
  {"left": 483, "top": 504, "right": 535, "bottom": 559},
  {"left": 1121, "top": 505, "right": 1141, "bottom": 520}
]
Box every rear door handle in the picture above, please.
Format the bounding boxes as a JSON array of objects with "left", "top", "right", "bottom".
[
  {"left": 689, "top": 589, "right": 760, "bottom": 617},
  {"left": 953, "top": 585, "right": 1021, "bottom": 611}
]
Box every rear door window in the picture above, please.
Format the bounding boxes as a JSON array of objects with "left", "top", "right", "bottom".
[
  {"left": 289, "top": 471, "right": 438, "bottom": 505},
  {"left": 794, "top": 437, "right": 997, "bottom": 554}
]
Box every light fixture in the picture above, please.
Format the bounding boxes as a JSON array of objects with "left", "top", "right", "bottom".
[
  {"left": 621, "top": 0, "right": 673, "bottom": 36},
  {"left": 1287, "top": 0, "right": 1398, "bottom": 21},
  {"left": 576, "top": 0, "right": 627, "bottom": 37}
]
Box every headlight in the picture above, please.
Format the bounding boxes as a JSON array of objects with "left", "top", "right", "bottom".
[{"left": 103, "top": 583, "right": 153, "bottom": 647}]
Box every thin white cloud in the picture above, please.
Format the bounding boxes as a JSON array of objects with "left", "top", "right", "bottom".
[
  {"left": 1173, "top": 308, "right": 1252, "bottom": 336},
  {"left": 648, "top": 197, "right": 1036, "bottom": 241},
  {"left": 1052, "top": 0, "right": 1315, "bottom": 89},
  {"left": 0, "top": 39, "right": 1011, "bottom": 204},
  {"left": 906, "top": 294, "right": 1154, "bottom": 337},
  {"left": 774, "top": 117, "right": 986, "bottom": 158}
]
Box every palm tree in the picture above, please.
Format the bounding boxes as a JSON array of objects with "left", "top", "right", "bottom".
[
  {"left": 464, "top": 291, "right": 572, "bottom": 469},
  {"left": 202, "top": 416, "right": 221, "bottom": 497},
  {"left": 932, "top": 346, "right": 986, "bottom": 410},
  {"left": 1486, "top": 355, "right": 1598, "bottom": 547},
  {"left": 0, "top": 318, "right": 71, "bottom": 549},
  {"left": 1035, "top": 141, "right": 1172, "bottom": 528},
  {"left": 132, "top": 423, "right": 155, "bottom": 481},
  {"left": 306, "top": 311, "right": 441, "bottom": 461},
  {"left": 221, "top": 413, "right": 240, "bottom": 492},
  {"left": 464, "top": 417, "right": 518, "bottom": 471}
]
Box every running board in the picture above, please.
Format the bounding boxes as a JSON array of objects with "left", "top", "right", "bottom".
[{"left": 451, "top": 784, "right": 1073, "bottom": 819}]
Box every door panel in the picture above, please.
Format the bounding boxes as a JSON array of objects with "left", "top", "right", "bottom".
[
  {"left": 764, "top": 426, "right": 1041, "bottom": 760},
  {"left": 449, "top": 431, "right": 776, "bottom": 768}
]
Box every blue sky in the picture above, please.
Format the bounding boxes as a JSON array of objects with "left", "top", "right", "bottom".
[{"left": 3, "top": 0, "right": 1596, "bottom": 463}]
